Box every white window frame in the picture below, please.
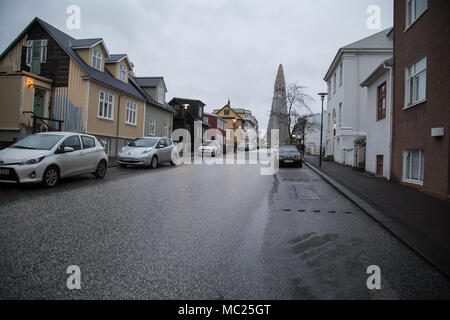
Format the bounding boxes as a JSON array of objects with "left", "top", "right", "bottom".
[
  {"left": 92, "top": 49, "right": 102, "bottom": 71},
  {"left": 406, "top": 0, "right": 428, "bottom": 29},
  {"left": 404, "top": 56, "right": 427, "bottom": 108},
  {"left": 98, "top": 90, "right": 114, "bottom": 121},
  {"left": 338, "top": 103, "right": 342, "bottom": 126},
  {"left": 125, "top": 99, "right": 137, "bottom": 126},
  {"left": 333, "top": 72, "right": 337, "bottom": 93},
  {"left": 162, "top": 120, "right": 169, "bottom": 137},
  {"left": 158, "top": 86, "right": 165, "bottom": 104},
  {"left": 26, "top": 40, "right": 48, "bottom": 66},
  {"left": 403, "top": 149, "right": 424, "bottom": 185},
  {"left": 339, "top": 62, "right": 343, "bottom": 87},
  {"left": 327, "top": 80, "right": 331, "bottom": 99},
  {"left": 118, "top": 63, "right": 127, "bottom": 82},
  {"left": 148, "top": 117, "right": 156, "bottom": 136}
]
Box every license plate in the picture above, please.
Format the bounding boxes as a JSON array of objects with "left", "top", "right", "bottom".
[
  {"left": 0, "top": 169, "right": 10, "bottom": 175},
  {"left": 284, "top": 160, "right": 294, "bottom": 163},
  {"left": 122, "top": 158, "right": 134, "bottom": 161}
]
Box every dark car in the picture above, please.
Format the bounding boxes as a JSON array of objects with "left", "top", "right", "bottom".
[{"left": 278, "top": 145, "right": 303, "bottom": 167}]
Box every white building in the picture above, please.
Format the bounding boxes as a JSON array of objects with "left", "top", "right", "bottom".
[
  {"left": 304, "top": 113, "right": 327, "bottom": 156},
  {"left": 324, "top": 29, "right": 393, "bottom": 167},
  {"left": 360, "top": 57, "right": 393, "bottom": 179}
]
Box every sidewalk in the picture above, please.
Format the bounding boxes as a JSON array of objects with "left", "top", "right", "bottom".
[{"left": 305, "top": 154, "right": 450, "bottom": 278}]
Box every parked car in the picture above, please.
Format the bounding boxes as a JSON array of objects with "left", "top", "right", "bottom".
[
  {"left": 0, "top": 132, "right": 108, "bottom": 188},
  {"left": 117, "top": 137, "right": 175, "bottom": 168},
  {"left": 278, "top": 145, "right": 303, "bottom": 167},
  {"left": 238, "top": 141, "right": 256, "bottom": 151},
  {"left": 199, "top": 140, "right": 221, "bottom": 157}
]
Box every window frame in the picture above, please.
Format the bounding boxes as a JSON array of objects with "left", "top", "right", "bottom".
[
  {"left": 162, "top": 120, "right": 169, "bottom": 137},
  {"left": 98, "top": 90, "right": 114, "bottom": 121},
  {"left": 377, "top": 81, "right": 387, "bottom": 120},
  {"left": 26, "top": 40, "right": 48, "bottom": 66},
  {"left": 81, "top": 135, "right": 96, "bottom": 149},
  {"left": 339, "top": 62, "right": 343, "bottom": 87},
  {"left": 404, "top": 56, "right": 427, "bottom": 109},
  {"left": 405, "top": 0, "right": 428, "bottom": 30},
  {"left": 403, "top": 149, "right": 424, "bottom": 185},
  {"left": 92, "top": 49, "right": 103, "bottom": 71},
  {"left": 60, "top": 135, "right": 82, "bottom": 151},
  {"left": 125, "top": 99, "right": 138, "bottom": 126},
  {"left": 118, "top": 63, "right": 127, "bottom": 82},
  {"left": 148, "top": 116, "right": 156, "bottom": 136}
]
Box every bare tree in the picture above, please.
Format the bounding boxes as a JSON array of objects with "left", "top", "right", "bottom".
[{"left": 286, "top": 83, "right": 315, "bottom": 136}]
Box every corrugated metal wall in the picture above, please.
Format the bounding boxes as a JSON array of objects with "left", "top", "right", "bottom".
[{"left": 50, "top": 87, "right": 82, "bottom": 132}]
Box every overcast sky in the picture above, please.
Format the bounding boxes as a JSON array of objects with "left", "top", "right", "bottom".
[{"left": 0, "top": 0, "right": 392, "bottom": 133}]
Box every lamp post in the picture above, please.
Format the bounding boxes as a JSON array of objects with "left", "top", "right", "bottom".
[
  {"left": 318, "top": 92, "right": 328, "bottom": 167},
  {"left": 233, "top": 119, "right": 237, "bottom": 153}
]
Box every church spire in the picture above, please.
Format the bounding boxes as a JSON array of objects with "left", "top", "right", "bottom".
[{"left": 274, "top": 64, "right": 286, "bottom": 92}]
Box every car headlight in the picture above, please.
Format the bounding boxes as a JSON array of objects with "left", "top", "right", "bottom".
[
  {"left": 142, "top": 147, "right": 153, "bottom": 154},
  {"left": 23, "top": 155, "right": 45, "bottom": 165}
]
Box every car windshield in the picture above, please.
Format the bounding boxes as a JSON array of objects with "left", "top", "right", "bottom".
[
  {"left": 128, "top": 137, "right": 159, "bottom": 148},
  {"left": 279, "top": 146, "right": 298, "bottom": 153},
  {"left": 202, "top": 141, "right": 215, "bottom": 146},
  {"left": 11, "top": 134, "right": 64, "bottom": 150}
]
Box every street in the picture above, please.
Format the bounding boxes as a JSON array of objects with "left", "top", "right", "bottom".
[{"left": 0, "top": 151, "right": 449, "bottom": 299}]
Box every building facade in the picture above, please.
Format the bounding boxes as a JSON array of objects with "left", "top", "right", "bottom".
[
  {"left": 391, "top": 0, "right": 450, "bottom": 198},
  {"left": 203, "top": 112, "right": 227, "bottom": 148},
  {"left": 360, "top": 58, "right": 393, "bottom": 178},
  {"left": 324, "top": 29, "right": 393, "bottom": 168},
  {"left": 0, "top": 17, "right": 147, "bottom": 156},
  {"left": 303, "top": 113, "right": 327, "bottom": 156},
  {"left": 134, "top": 77, "right": 174, "bottom": 138}
]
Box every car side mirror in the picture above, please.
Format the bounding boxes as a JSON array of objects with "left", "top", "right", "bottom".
[{"left": 63, "top": 147, "right": 74, "bottom": 153}]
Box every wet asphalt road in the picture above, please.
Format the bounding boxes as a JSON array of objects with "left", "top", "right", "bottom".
[{"left": 0, "top": 151, "right": 449, "bottom": 299}]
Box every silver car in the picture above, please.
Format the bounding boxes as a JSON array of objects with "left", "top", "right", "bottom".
[
  {"left": 117, "top": 137, "right": 175, "bottom": 169},
  {"left": 0, "top": 132, "right": 108, "bottom": 188}
]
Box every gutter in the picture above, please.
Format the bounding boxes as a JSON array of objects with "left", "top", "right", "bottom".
[{"left": 383, "top": 60, "right": 394, "bottom": 181}]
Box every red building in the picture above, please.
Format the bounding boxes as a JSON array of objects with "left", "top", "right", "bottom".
[
  {"left": 203, "top": 112, "right": 227, "bottom": 148},
  {"left": 391, "top": 0, "right": 450, "bottom": 198}
]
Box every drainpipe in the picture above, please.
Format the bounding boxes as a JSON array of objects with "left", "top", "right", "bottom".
[{"left": 384, "top": 61, "right": 394, "bottom": 181}]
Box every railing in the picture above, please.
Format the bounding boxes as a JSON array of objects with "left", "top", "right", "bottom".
[{"left": 22, "top": 111, "right": 64, "bottom": 133}]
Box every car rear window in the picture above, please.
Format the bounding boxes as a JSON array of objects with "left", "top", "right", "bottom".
[{"left": 82, "top": 136, "right": 96, "bottom": 149}]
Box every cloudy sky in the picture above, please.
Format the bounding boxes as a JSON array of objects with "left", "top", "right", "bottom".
[{"left": 0, "top": 0, "right": 392, "bottom": 133}]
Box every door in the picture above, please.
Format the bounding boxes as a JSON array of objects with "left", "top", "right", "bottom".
[
  {"left": 80, "top": 135, "right": 100, "bottom": 173},
  {"left": 55, "top": 135, "right": 83, "bottom": 177},
  {"left": 376, "top": 155, "right": 384, "bottom": 177},
  {"left": 33, "top": 87, "right": 46, "bottom": 118}
]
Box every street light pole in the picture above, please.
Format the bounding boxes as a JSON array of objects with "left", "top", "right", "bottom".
[{"left": 318, "top": 92, "right": 328, "bottom": 167}]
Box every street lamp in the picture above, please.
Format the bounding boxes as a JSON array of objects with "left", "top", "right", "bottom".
[{"left": 318, "top": 92, "right": 328, "bottom": 167}]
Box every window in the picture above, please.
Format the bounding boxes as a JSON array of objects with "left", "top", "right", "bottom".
[
  {"left": 405, "top": 57, "right": 426, "bottom": 107},
  {"left": 125, "top": 100, "right": 137, "bottom": 125},
  {"left": 327, "top": 80, "right": 331, "bottom": 99},
  {"left": 158, "top": 86, "right": 165, "bottom": 103},
  {"left": 60, "top": 135, "right": 82, "bottom": 151},
  {"left": 333, "top": 73, "right": 337, "bottom": 93},
  {"left": 377, "top": 82, "right": 387, "bottom": 120},
  {"left": 403, "top": 149, "right": 424, "bottom": 184},
  {"left": 98, "top": 91, "right": 114, "bottom": 120},
  {"left": 338, "top": 103, "right": 342, "bottom": 126},
  {"left": 118, "top": 64, "right": 127, "bottom": 82},
  {"left": 339, "top": 62, "right": 343, "bottom": 87},
  {"left": 149, "top": 117, "right": 155, "bottom": 136},
  {"left": 224, "top": 110, "right": 230, "bottom": 116},
  {"left": 92, "top": 49, "right": 102, "bottom": 71},
  {"left": 81, "top": 136, "right": 95, "bottom": 149},
  {"left": 406, "top": 0, "right": 427, "bottom": 28},
  {"left": 198, "top": 107, "right": 202, "bottom": 118},
  {"left": 26, "top": 40, "right": 47, "bottom": 74},
  {"left": 163, "top": 120, "right": 169, "bottom": 137}
]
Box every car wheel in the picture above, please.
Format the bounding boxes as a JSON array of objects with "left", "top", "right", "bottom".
[
  {"left": 95, "top": 160, "right": 107, "bottom": 178},
  {"left": 298, "top": 162, "right": 303, "bottom": 168},
  {"left": 150, "top": 156, "right": 158, "bottom": 169},
  {"left": 42, "top": 166, "right": 59, "bottom": 188}
]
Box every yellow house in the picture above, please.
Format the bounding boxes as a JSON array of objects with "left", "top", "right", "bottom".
[
  {"left": 213, "top": 103, "right": 243, "bottom": 131},
  {"left": 0, "top": 17, "right": 146, "bottom": 155}
]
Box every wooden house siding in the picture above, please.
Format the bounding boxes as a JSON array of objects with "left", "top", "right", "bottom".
[{"left": 0, "top": 36, "right": 27, "bottom": 73}]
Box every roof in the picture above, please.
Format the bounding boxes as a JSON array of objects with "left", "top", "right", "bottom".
[
  {"left": 1, "top": 17, "right": 146, "bottom": 101},
  {"left": 360, "top": 57, "right": 393, "bottom": 87},
  {"left": 324, "top": 28, "right": 393, "bottom": 81},
  {"left": 134, "top": 77, "right": 167, "bottom": 92},
  {"left": 169, "top": 97, "right": 206, "bottom": 107},
  {"left": 70, "top": 38, "right": 103, "bottom": 48},
  {"left": 105, "top": 54, "right": 127, "bottom": 63},
  {"left": 128, "top": 76, "right": 175, "bottom": 113}
]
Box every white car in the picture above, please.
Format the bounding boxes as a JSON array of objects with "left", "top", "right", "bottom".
[
  {"left": 0, "top": 132, "right": 108, "bottom": 188},
  {"left": 199, "top": 140, "right": 221, "bottom": 157}
]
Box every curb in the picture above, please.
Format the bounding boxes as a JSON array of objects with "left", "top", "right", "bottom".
[{"left": 305, "top": 161, "right": 450, "bottom": 279}]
